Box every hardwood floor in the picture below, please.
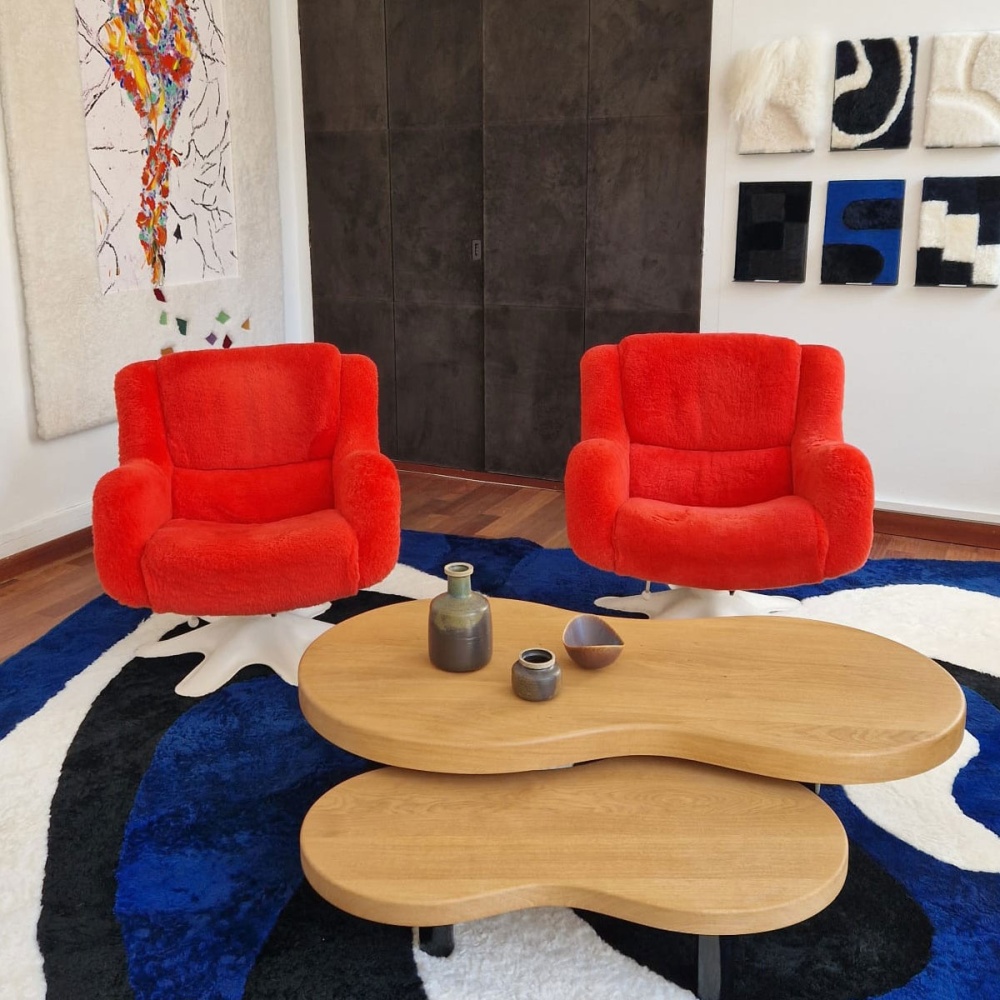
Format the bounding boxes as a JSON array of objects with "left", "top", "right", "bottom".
[{"left": 1, "top": 469, "right": 997, "bottom": 663}]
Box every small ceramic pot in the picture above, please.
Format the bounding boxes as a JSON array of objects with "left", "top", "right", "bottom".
[{"left": 511, "top": 647, "right": 561, "bottom": 702}]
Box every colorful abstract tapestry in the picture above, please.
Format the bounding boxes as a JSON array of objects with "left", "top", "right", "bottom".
[
  {"left": 76, "top": 0, "right": 238, "bottom": 293},
  {"left": 0, "top": 0, "right": 283, "bottom": 439},
  {"left": 916, "top": 176, "right": 1000, "bottom": 288},
  {"left": 734, "top": 181, "right": 811, "bottom": 282},
  {"left": 821, "top": 180, "right": 905, "bottom": 286},
  {"left": 924, "top": 32, "right": 1000, "bottom": 148},
  {"left": 831, "top": 37, "right": 918, "bottom": 151}
]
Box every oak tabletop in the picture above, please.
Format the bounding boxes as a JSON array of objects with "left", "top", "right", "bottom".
[
  {"left": 300, "top": 756, "right": 849, "bottom": 935},
  {"left": 298, "top": 597, "right": 966, "bottom": 783}
]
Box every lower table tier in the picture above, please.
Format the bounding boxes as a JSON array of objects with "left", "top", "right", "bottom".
[{"left": 300, "top": 756, "right": 848, "bottom": 937}]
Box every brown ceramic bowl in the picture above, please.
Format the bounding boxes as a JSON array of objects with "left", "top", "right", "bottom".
[{"left": 562, "top": 614, "right": 624, "bottom": 669}]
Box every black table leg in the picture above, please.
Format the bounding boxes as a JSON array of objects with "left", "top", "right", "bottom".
[
  {"left": 697, "top": 934, "right": 726, "bottom": 1000},
  {"left": 419, "top": 924, "right": 455, "bottom": 957}
]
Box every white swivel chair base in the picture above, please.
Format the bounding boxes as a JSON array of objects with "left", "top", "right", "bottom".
[
  {"left": 137, "top": 604, "right": 334, "bottom": 698},
  {"left": 594, "top": 585, "right": 799, "bottom": 620}
]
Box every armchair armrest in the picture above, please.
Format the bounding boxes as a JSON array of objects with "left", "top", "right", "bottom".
[
  {"left": 92, "top": 459, "right": 172, "bottom": 608},
  {"left": 333, "top": 449, "right": 401, "bottom": 588},
  {"left": 793, "top": 440, "right": 874, "bottom": 577},
  {"left": 565, "top": 438, "right": 630, "bottom": 573}
]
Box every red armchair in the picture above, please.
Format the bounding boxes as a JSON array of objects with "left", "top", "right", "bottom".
[
  {"left": 93, "top": 343, "right": 400, "bottom": 694},
  {"left": 565, "top": 333, "right": 874, "bottom": 618}
]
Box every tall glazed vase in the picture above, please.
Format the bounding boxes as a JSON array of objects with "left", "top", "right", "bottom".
[{"left": 428, "top": 562, "right": 493, "bottom": 672}]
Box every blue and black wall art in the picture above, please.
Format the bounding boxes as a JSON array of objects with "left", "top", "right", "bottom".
[{"left": 821, "top": 180, "right": 905, "bottom": 285}]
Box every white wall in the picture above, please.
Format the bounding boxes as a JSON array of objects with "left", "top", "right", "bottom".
[
  {"left": 703, "top": 0, "right": 1000, "bottom": 522},
  {"left": 0, "top": 1, "right": 312, "bottom": 559}
]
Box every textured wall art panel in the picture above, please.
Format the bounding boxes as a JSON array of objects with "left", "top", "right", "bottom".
[
  {"left": 734, "top": 181, "right": 811, "bottom": 282},
  {"left": 821, "top": 179, "right": 905, "bottom": 286},
  {"left": 831, "top": 37, "right": 918, "bottom": 151},
  {"left": 76, "top": 0, "right": 238, "bottom": 294},
  {"left": 729, "top": 37, "right": 823, "bottom": 154},
  {"left": 0, "top": 0, "right": 283, "bottom": 439},
  {"left": 924, "top": 32, "right": 1000, "bottom": 148},
  {"left": 916, "top": 176, "right": 1000, "bottom": 288}
]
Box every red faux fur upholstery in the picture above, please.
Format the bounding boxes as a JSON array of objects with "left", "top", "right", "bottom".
[
  {"left": 565, "top": 332, "right": 874, "bottom": 591},
  {"left": 92, "top": 343, "right": 401, "bottom": 616}
]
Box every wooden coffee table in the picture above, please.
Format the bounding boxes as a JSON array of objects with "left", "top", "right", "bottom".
[
  {"left": 299, "top": 597, "right": 965, "bottom": 783},
  {"left": 298, "top": 598, "right": 966, "bottom": 999}
]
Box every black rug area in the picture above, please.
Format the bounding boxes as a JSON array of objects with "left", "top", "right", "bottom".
[
  {"left": 943, "top": 659, "right": 1000, "bottom": 711},
  {"left": 244, "top": 883, "right": 426, "bottom": 1000},
  {"left": 37, "top": 648, "right": 197, "bottom": 1000},
  {"left": 577, "top": 842, "right": 931, "bottom": 1000}
]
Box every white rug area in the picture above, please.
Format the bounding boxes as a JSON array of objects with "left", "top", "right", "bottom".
[
  {"left": 924, "top": 32, "right": 1000, "bottom": 148},
  {"left": 728, "top": 37, "right": 823, "bottom": 154},
  {"left": 845, "top": 731, "right": 1000, "bottom": 874},
  {"left": 788, "top": 583, "right": 1000, "bottom": 677},
  {"left": 415, "top": 908, "right": 696, "bottom": 1000},
  {"left": 0, "top": 0, "right": 284, "bottom": 439}
]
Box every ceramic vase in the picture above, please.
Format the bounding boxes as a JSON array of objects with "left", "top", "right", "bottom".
[{"left": 428, "top": 562, "right": 492, "bottom": 672}]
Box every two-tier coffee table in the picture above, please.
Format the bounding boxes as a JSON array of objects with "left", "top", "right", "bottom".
[{"left": 298, "top": 598, "right": 965, "bottom": 999}]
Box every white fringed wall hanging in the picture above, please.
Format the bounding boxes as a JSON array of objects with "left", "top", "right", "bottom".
[
  {"left": 0, "top": 0, "right": 284, "bottom": 439},
  {"left": 924, "top": 32, "right": 1000, "bottom": 148},
  {"left": 729, "top": 37, "right": 823, "bottom": 154}
]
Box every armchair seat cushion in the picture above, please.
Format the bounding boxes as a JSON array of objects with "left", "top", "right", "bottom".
[
  {"left": 614, "top": 495, "right": 829, "bottom": 592},
  {"left": 142, "top": 510, "right": 360, "bottom": 617}
]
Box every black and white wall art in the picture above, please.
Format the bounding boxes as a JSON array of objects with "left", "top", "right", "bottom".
[
  {"left": 924, "top": 32, "right": 1000, "bottom": 148},
  {"left": 822, "top": 179, "right": 905, "bottom": 286},
  {"left": 734, "top": 181, "right": 812, "bottom": 282},
  {"left": 831, "top": 37, "right": 918, "bottom": 150},
  {"left": 916, "top": 176, "right": 1000, "bottom": 287}
]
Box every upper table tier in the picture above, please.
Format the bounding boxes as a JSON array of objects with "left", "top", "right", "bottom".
[{"left": 298, "top": 597, "right": 966, "bottom": 783}]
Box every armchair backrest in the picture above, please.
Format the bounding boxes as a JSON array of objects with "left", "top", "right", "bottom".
[
  {"left": 581, "top": 333, "right": 837, "bottom": 507},
  {"left": 114, "top": 343, "right": 370, "bottom": 523}
]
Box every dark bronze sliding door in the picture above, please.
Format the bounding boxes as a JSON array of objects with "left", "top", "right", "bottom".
[{"left": 299, "top": 0, "right": 711, "bottom": 479}]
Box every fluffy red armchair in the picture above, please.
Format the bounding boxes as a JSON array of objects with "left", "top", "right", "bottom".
[
  {"left": 93, "top": 343, "right": 401, "bottom": 693},
  {"left": 565, "top": 333, "right": 874, "bottom": 618}
]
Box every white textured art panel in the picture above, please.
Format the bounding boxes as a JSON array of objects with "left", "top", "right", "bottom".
[
  {"left": 76, "top": 0, "right": 238, "bottom": 294},
  {"left": 728, "top": 37, "right": 823, "bottom": 154},
  {"left": 925, "top": 32, "right": 1000, "bottom": 148}
]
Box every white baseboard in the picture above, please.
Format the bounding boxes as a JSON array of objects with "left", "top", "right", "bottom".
[
  {"left": 875, "top": 501, "right": 1000, "bottom": 525},
  {"left": 0, "top": 501, "right": 92, "bottom": 561}
]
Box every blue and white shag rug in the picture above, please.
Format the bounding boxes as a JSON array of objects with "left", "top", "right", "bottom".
[{"left": 1, "top": 530, "right": 999, "bottom": 1000}]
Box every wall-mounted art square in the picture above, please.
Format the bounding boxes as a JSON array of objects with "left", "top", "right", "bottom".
[
  {"left": 729, "top": 37, "right": 823, "bottom": 154},
  {"left": 916, "top": 177, "right": 1000, "bottom": 287},
  {"left": 734, "top": 181, "right": 811, "bottom": 282},
  {"left": 924, "top": 33, "right": 1000, "bottom": 148},
  {"left": 831, "top": 37, "right": 918, "bottom": 150},
  {"left": 821, "top": 180, "right": 904, "bottom": 285}
]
